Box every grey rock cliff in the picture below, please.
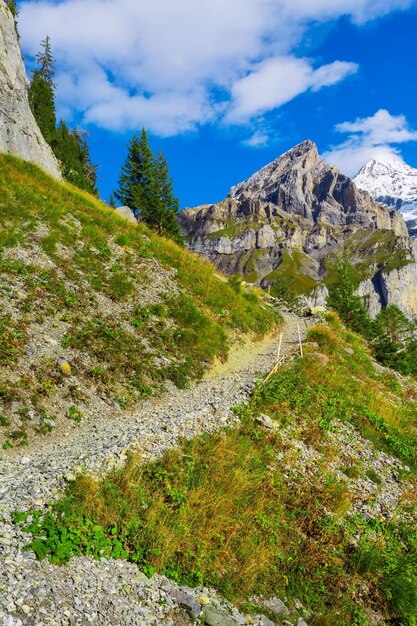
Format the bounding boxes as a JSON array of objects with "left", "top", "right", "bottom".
[
  {"left": 0, "top": 1, "right": 61, "bottom": 178},
  {"left": 179, "top": 141, "right": 417, "bottom": 317}
]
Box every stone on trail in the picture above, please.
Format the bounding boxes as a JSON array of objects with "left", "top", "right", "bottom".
[
  {"left": 202, "top": 605, "right": 241, "bottom": 626},
  {"left": 256, "top": 414, "right": 274, "bottom": 429},
  {"left": 169, "top": 589, "right": 201, "bottom": 619},
  {"left": 262, "top": 597, "right": 290, "bottom": 618}
]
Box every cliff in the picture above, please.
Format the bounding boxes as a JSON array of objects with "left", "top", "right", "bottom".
[{"left": 0, "top": 1, "right": 61, "bottom": 178}]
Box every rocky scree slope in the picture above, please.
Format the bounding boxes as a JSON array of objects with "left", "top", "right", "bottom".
[
  {"left": 0, "top": 0, "right": 61, "bottom": 179},
  {"left": 0, "top": 313, "right": 307, "bottom": 626},
  {"left": 179, "top": 140, "right": 417, "bottom": 318},
  {"left": 354, "top": 157, "right": 417, "bottom": 237},
  {"left": 0, "top": 154, "right": 278, "bottom": 449},
  {"left": 3, "top": 314, "right": 417, "bottom": 626}
]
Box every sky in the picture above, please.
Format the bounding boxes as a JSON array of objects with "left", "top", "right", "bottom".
[{"left": 17, "top": 0, "right": 417, "bottom": 207}]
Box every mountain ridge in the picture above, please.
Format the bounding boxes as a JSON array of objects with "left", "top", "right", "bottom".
[{"left": 179, "top": 140, "right": 417, "bottom": 317}]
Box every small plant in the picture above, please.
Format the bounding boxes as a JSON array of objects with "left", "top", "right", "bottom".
[
  {"left": 36, "top": 413, "right": 55, "bottom": 434},
  {"left": 2, "top": 440, "right": 13, "bottom": 450},
  {"left": 10, "top": 429, "right": 27, "bottom": 441},
  {"left": 341, "top": 464, "right": 361, "bottom": 479},
  {"left": 366, "top": 469, "right": 382, "bottom": 485},
  {"left": 0, "top": 414, "right": 10, "bottom": 427},
  {"left": 67, "top": 405, "right": 83, "bottom": 423}
]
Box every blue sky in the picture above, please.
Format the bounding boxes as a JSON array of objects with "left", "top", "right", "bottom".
[{"left": 18, "top": 0, "right": 417, "bottom": 207}]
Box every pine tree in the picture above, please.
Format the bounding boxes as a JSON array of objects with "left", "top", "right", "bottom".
[
  {"left": 109, "top": 193, "right": 117, "bottom": 208},
  {"left": 29, "top": 74, "right": 56, "bottom": 145},
  {"left": 115, "top": 129, "right": 154, "bottom": 218},
  {"left": 153, "top": 151, "right": 183, "bottom": 243},
  {"left": 34, "top": 36, "right": 56, "bottom": 87},
  {"left": 372, "top": 306, "right": 417, "bottom": 374},
  {"left": 29, "top": 37, "right": 57, "bottom": 145},
  {"left": 115, "top": 130, "right": 183, "bottom": 242},
  {"left": 327, "top": 257, "right": 372, "bottom": 336},
  {"left": 53, "top": 122, "right": 98, "bottom": 196}
]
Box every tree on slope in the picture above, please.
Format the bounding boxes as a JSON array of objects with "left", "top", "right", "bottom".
[
  {"left": 34, "top": 36, "right": 56, "bottom": 86},
  {"left": 327, "top": 256, "right": 372, "bottom": 336},
  {"left": 372, "top": 305, "right": 417, "bottom": 374},
  {"left": 53, "top": 122, "right": 98, "bottom": 196},
  {"left": 153, "top": 151, "right": 183, "bottom": 243},
  {"left": 115, "top": 130, "right": 183, "bottom": 242},
  {"left": 115, "top": 129, "right": 154, "bottom": 215},
  {"left": 29, "top": 36, "right": 56, "bottom": 145}
]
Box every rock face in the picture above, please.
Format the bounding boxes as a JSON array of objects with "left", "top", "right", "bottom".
[
  {"left": 354, "top": 158, "right": 417, "bottom": 237},
  {"left": 179, "top": 140, "right": 417, "bottom": 317},
  {"left": 0, "top": 1, "right": 61, "bottom": 178}
]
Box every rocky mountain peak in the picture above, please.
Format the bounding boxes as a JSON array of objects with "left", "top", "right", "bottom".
[
  {"left": 223, "top": 140, "right": 406, "bottom": 233},
  {"left": 229, "top": 139, "right": 320, "bottom": 201},
  {"left": 0, "top": 0, "right": 61, "bottom": 178},
  {"left": 179, "top": 140, "right": 417, "bottom": 318},
  {"left": 354, "top": 157, "right": 417, "bottom": 236}
]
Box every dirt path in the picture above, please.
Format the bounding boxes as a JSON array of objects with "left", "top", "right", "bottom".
[
  {"left": 0, "top": 312, "right": 311, "bottom": 509},
  {"left": 0, "top": 311, "right": 313, "bottom": 626}
]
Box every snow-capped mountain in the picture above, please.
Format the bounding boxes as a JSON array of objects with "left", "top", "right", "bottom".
[{"left": 354, "top": 158, "right": 417, "bottom": 236}]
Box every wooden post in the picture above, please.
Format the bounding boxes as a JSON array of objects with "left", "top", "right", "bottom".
[
  {"left": 276, "top": 332, "right": 283, "bottom": 365},
  {"left": 262, "top": 332, "right": 283, "bottom": 384},
  {"left": 297, "top": 324, "right": 303, "bottom": 358}
]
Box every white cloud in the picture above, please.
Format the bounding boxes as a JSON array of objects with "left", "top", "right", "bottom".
[
  {"left": 323, "top": 109, "right": 417, "bottom": 176},
  {"left": 227, "top": 57, "right": 357, "bottom": 123},
  {"left": 18, "top": 0, "right": 416, "bottom": 137},
  {"left": 242, "top": 130, "right": 271, "bottom": 148}
]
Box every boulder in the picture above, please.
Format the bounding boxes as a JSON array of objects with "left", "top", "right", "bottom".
[
  {"left": 115, "top": 206, "right": 137, "bottom": 224},
  {"left": 202, "top": 606, "right": 240, "bottom": 626}
]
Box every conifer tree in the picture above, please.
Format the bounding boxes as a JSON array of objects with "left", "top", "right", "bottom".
[
  {"left": 327, "top": 257, "right": 372, "bottom": 337},
  {"left": 34, "top": 36, "right": 56, "bottom": 87},
  {"left": 153, "top": 151, "right": 183, "bottom": 243},
  {"left": 29, "top": 75, "right": 56, "bottom": 145},
  {"left": 53, "top": 122, "right": 98, "bottom": 196},
  {"left": 29, "top": 36, "right": 56, "bottom": 146},
  {"left": 115, "top": 129, "right": 154, "bottom": 218},
  {"left": 115, "top": 130, "right": 182, "bottom": 242}
]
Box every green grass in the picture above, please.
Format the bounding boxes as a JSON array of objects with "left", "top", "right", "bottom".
[
  {"left": 15, "top": 316, "right": 417, "bottom": 625},
  {"left": 325, "top": 229, "right": 413, "bottom": 286},
  {"left": 265, "top": 249, "right": 318, "bottom": 298},
  {"left": 0, "top": 154, "right": 279, "bottom": 441}
]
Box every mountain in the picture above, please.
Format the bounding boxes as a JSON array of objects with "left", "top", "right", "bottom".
[
  {"left": 0, "top": 0, "right": 61, "bottom": 178},
  {"left": 354, "top": 158, "right": 417, "bottom": 237},
  {"left": 179, "top": 140, "right": 417, "bottom": 317}
]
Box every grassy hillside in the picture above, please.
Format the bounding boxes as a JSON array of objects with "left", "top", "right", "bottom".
[
  {"left": 0, "top": 154, "right": 279, "bottom": 447},
  {"left": 16, "top": 313, "right": 417, "bottom": 625}
]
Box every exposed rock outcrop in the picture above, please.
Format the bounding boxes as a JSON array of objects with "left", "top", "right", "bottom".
[
  {"left": 179, "top": 141, "right": 417, "bottom": 317},
  {"left": 0, "top": 1, "right": 61, "bottom": 178}
]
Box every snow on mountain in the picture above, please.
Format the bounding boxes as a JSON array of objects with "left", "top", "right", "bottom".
[{"left": 354, "top": 158, "right": 417, "bottom": 236}]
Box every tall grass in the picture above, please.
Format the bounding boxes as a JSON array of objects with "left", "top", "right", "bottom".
[{"left": 16, "top": 317, "right": 417, "bottom": 624}]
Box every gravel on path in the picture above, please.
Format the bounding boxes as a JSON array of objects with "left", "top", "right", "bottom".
[{"left": 0, "top": 312, "right": 311, "bottom": 626}]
